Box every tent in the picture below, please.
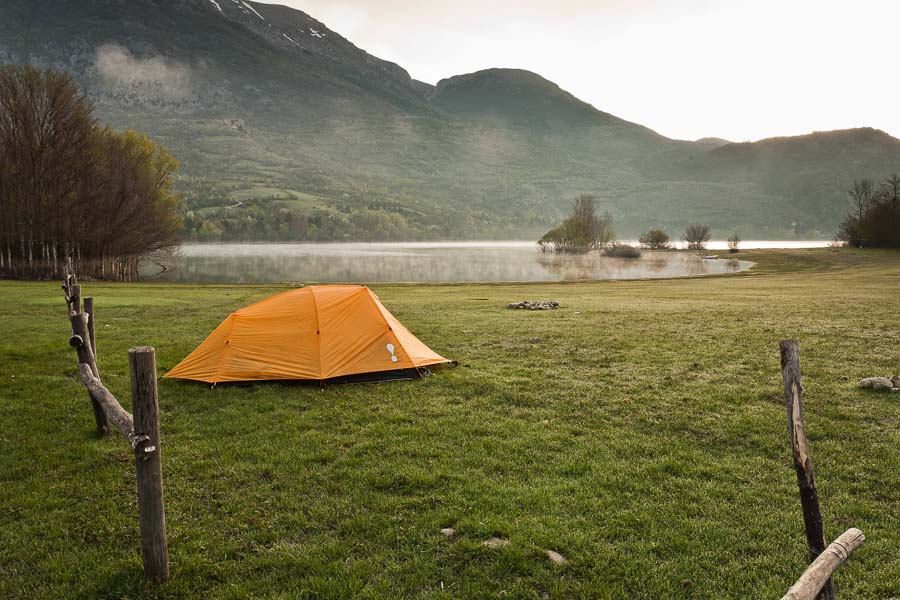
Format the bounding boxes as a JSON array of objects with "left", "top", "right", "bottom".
[{"left": 164, "top": 285, "right": 450, "bottom": 383}]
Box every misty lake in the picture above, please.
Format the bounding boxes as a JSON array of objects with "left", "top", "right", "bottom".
[{"left": 139, "top": 241, "right": 832, "bottom": 284}]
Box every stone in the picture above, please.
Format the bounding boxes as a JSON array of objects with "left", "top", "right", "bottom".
[
  {"left": 872, "top": 379, "right": 893, "bottom": 391},
  {"left": 859, "top": 377, "right": 894, "bottom": 391},
  {"left": 545, "top": 549, "right": 567, "bottom": 565},
  {"left": 440, "top": 527, "right": 456, "bottom": 537},
  {"left": 482, "top": 537, "right": 510, "bottom": 549},
  {"left": 505, "top": 300, "right": 560, "bottom": 311}
]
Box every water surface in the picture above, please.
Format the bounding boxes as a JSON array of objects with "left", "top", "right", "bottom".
[{"left": 145, "top": 241, "right": 775, "bottom": 283}]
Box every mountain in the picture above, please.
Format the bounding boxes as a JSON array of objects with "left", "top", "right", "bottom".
[
  {"left": 2, "top": 0, "right": 899, "bottom": 241},
  {"left": 671, "top": 128, "right": 900, "bottom": 230},
  {"left": 693, "top": 137, "right": 732, "bottom": 149},
  {"left": 433, "top": 69, "right": 651, "bottom": 133}
]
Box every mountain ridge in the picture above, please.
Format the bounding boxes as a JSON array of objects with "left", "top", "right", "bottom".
[{"left": 1, "top": 0, "right": 898, "bottom": 240}]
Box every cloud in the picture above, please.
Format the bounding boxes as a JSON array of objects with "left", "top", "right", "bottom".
[{"left": 95, "top": 44, "right": 192, "bottom": 101}]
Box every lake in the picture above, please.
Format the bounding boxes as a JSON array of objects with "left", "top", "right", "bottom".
[{"left": 139, "top": 240, "right": 835, "bottom": 283}]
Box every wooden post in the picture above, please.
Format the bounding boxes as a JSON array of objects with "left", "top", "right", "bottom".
[
  {"left": 69, "top": 312, "right": 108, "bottom": 434},
  {"left": 71, "top": 283, "right": 81, "bottom": 315},
  {"left": 62, "top": 274, "right": 80, "bottom": 316},
  {"left": 129, "top": 347, "right": 169, "bottom": 584},
  {"left": 779, "top": 339, "right": 835, "bottom": 600},
  {"left": 781, "top": 528, "right": 865, "bottom": 600},
  {"left": 84, "top": 297, "right": 96, "bottom": 360}
]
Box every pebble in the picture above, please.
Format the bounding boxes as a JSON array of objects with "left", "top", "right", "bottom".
[
  {"left": 440, "top": 528, "right": 456, "bottom": 537},
  {"left": 482, "top": 537, "right": 510, "bottom": 549},
  {"left": 545, "top": 549, "right": 567, "bottom": 564}
]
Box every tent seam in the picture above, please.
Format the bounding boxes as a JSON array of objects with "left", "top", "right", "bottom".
[
  {"left": 310, "top": 287, "right": 324, "bottom": 379},
  {"left": 213, "top": 313, "right": 238, "bottom": 383},
  {"left": 367, "top": 288, "right": 410, "bottom": 365}
]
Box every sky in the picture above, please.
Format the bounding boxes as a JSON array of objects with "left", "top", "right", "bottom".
[{"left": 258, "top": 0, "right": 899, "bottom": 142}]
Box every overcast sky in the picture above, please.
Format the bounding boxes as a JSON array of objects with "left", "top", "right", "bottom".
[{"left": 258, "top": 0, "right": 898, "bottom": 142}]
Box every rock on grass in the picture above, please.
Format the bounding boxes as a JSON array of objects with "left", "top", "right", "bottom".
[
  {"left": 859, "top": 377, "right": 895, "bottom": 391},
  {"left": 545, "top": 550, "right": 567, "bottom": 564}
]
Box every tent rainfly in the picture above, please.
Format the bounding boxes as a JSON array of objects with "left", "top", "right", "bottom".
[{"left": 165, "top": 285, "right": 450, "bottom": 383}]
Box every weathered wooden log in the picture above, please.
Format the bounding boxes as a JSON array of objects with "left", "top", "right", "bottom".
[
  {"left": 779, "top": 339, "right": 834, "bottom": 600},
  {"left": 129, "top": 346, "right": 169, "bottom": 584},
  {"left": 69, "top": 312, "right": 108, "bottom": 434},
  {"left": 76, "top": 363, "right": 147, "bottom": 449},
  {"left": 780, "top": 528, "right": 865, "bottom": 600},
  {"left": 84, "top": 297, "right": 96, "bottom": 360}
]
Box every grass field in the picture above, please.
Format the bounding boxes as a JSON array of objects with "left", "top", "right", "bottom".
[{"left": 0, "top": 249, "right": 898, "bottom": 599}]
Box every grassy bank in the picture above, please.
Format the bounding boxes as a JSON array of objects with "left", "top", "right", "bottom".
[{"left": 0, "top": 249, "right": 898, "bottom": 599}]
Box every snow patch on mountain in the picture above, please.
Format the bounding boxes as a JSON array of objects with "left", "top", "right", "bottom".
[{"left": 241, "top": 1, "right": 265, "bottom": 21}]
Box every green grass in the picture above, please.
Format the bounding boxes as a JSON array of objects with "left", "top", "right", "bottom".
[{"left": 1, "top": 249, "right": 898, "bottom": 599}]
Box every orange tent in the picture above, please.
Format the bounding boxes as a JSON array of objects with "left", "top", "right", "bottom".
[{"left": 164, "top": 285, "right": 449, "bottom": 383}]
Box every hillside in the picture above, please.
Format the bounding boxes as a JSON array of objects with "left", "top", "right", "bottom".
[
  {"left": 2, "top": 0, "right": 899, "bottom": 240},
  {"left": 675, "top": 128, "right": 900, "bottom": 231}
]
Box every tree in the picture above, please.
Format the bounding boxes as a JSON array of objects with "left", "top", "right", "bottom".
[
  {"left": 848, "top": 180, "right": 874, "bottom": 221},
  {"left": 727, "top": 232, "right": 741, "bottom": 253},
  {"left": 682, "top": 224, "right": 711, "bottom": 251},
  {"left": 0, "top": 65, "right": 182, "bottom": 280},
  {"left": 639, "top": 229, "right": 672, "bottom": 250},
  {"left": 838, "top": 175, "right": 900, "bottom": 248},
  {"left": 539, "top": 194, "right": 614, "bottom": 253},
  {"left": 0, "top": 65, "right": 96, "bottom": 276}
]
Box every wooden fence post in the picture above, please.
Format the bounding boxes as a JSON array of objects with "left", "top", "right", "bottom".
[
  {"left": 84, "top": 297, "right": 96, "bottom": 360},
  {"left": 69, "top": 312, "right": 109, "bottom": 435},
  {"left": 64, "top": 276, "right": 108, "bottom": 434},
  {"left": 779, "top": 339, "right": 835, "bottom": 600},
  {"left": 71, "top": 282, "right": 81, "bottom": 315},
  {"left": 129, "top": 346, "right": 169, "bottom": 584}
]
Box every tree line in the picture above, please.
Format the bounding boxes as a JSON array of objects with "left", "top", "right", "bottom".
[
  {"left": 0, "top": 66, "right": 182, "bottom": 280},
  {"left": 838, "top": 176, "right": 900, "bottom": 248},
  {"left": 539, "top": 195, "right": 737, "bottom": 255},
  {"left": 181, "top": 201, "right": 423, "bottom": 243}
]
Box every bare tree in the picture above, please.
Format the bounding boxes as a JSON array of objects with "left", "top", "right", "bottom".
[
  {"left": 837, "top": 175, "right": 900, "bottom": 248},
  {"left": 848, "top": 180, "right": 874, "bottom": 221},
  {"left": 682, "top": 224, "right": 712, "bottom": 251},
  {"left": 876, "top": 174, "right": 899, "bottom": 208},
  {"left": 0, "top": 65, "right": 97, "bottom": 277}
]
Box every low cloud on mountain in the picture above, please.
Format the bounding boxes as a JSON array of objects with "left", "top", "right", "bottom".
[{"left": 95, "top": 44, "right": 192, "bottom": 101}]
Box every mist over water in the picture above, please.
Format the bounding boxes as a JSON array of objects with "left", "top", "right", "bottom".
[{"left": 141, "top": 241, "right": 798, "bottom": 283}]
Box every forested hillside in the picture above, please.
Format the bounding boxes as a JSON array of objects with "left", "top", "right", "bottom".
[{"left": 3, "top": 0, "right": 899, "bottom": 240}]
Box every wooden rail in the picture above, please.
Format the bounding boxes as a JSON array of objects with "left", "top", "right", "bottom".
[{"left": 780, "top": 528, "right": 865, "bottom": 600}]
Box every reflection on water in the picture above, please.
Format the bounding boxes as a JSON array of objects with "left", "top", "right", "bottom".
[
  {"left": 147, "top": 242, "right": 755, "bottom": 283},
  {"left": 537, "top": 253, "right": 747, "bottom": 280}
]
